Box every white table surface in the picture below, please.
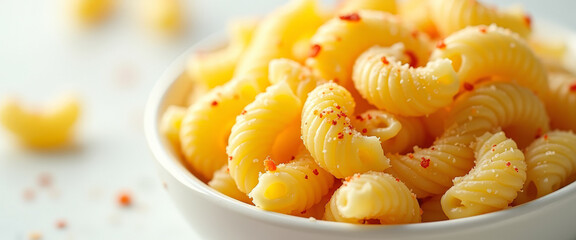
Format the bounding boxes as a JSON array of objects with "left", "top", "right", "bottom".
[{"left": 0, "top": 0, "right": 574, "bottom": 239}]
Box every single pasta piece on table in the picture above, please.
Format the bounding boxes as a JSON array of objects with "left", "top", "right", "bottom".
[
  {"left": 208, "top": 165, "right": 252, "bottom": 204},
  {"left": 324, "top": 171, "right": 421, "bottom": 224},
  {"left": 353, "top": 44, "right": 459, "bottom": 116},
  {"left": 515, "top": 131, "right": 576, "bottom": 204},
  {"left": 429, "top": 0, "right": 531, "bottom": 38},
  {"left": 441, "top": 131, "right": 526, "bottom": 219},
  {"left": 301, "top": 82, "right": 390, "bottom": 179},
  {"left": 141, "top": 0, "right": 183, "bottom": 35},
  {"left": 0, "top": 95, "right": 80, "bottom": 149}
]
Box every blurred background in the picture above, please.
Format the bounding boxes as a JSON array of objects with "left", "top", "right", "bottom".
[{"left": 0, "top": 0, "right": 574, "bottom": 239}]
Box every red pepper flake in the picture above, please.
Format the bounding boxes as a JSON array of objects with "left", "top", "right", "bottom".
[
  {"left": 535, "top": 128, "right": 543, "bottom": 139},
  {"left": 117, "top": 191, "right": 132, "bottom": 207},
  {"left": 241, "top": 110, "right": 247, "bottom": 115},
  {"left": 332, "top": 120, "right": 338, "bottom": 125},
  {"left": 543, "top": 134, "right": 549, "bottom": 141},
  {"left": 329, "top": 87, "right": 334, "bottom": 91},
  {"left": 336, "top": 105, "right": 341, "bottom": 110},
  {"left": 337, "top": 132, "right": 344, "bottom": 139},
  {"left": 333, "top": 78, "right": 340, "bottom": 83},
  {"left": 411, "top": 30, "right": 419, "bottom": 38},
  {"left": 319, "top": 113, "right": 324, "bottom": 118},
  {"left": 340, "top": 112, "right": 347, "bottom": 118},
  {"left": 304, "top": 175, "right": 308, "bottom": 179},
  {"left": 226, "top": 167, "right": 230, "bottom": 173},
  {"left": 514, "top": 167, "right": 519, "bottom": 172},
  {"left": 291, "top": 156, "right": 295, "bottom": 160},
  {"left": 211, "top": 100, "right": 218, "bottom": 107},
  {"left": 355, "top": 115, "right": 364, "bottom": 121},
  {"left": 524, "top": 14, "right": 532, "bottom": 28},
  {"left": 228, "top": 156, "right": 233, "bottom": 161},
  {"left": 430, "top": 147, "right": 435, "bottom": 151},
  {"left": 463, "top": 82, "right": 474, "bottom": 91},
  {"left": 395, "top": 178, "right": 400, "bottom": 182},
  {"left": 55, "top": 219, "right": 67, "bottom": 229},
  {"left": 436, "top": 40, "right": 446, "bottom": 49},
  {"left": 301, "top": 210, "right": 307, "bottom": 214},
  {"left": 404, "top": 50, "right": 418, "bottom": 67},
  {"left": 345, "top": 176, "right": 353, "bottom": 182},
  {"left": 313, "top": 169, "right": 319, "bottom": 175},
  {"left": 420, "top": 157, "right": 430, "bottom": 168},
  {"left": 362, "top": 128, "right": 367, "bottom": 134},
  {"left": 309, "top": 44, "right": 322, "bottom": 58},
  {"left": 367, "top": 114, "right": 373, "bottom": 120},
  {"left": 381, "top": 56, "right": 389, "bottom": 65},
  {"left": 478, "top": 26, "right": 487, "bottom": 33},
  {"left": 38, "top": 173, "right": 52, "bottom": 188},
  {"left": 569, "top": 83, "right": 576, "bottom": 92},
  {"left": 339, "top": 13, "right": 361, "bottom": 22},
  {"left": 493, "top": 144, "right": 497, "bottom": 147},
  {"left": 506, "top": 162, "right": 511, "bottom": 167},
  {"left": 408, "top": 153, "right": 414, "bottom": 159},
  {"left": 264, "top": 159, "right": 277, "bottom": 172}
]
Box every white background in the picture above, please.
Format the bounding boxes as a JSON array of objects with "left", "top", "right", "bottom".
[{"left": 0, "top": 0, "right": 574, "bottom": 239}]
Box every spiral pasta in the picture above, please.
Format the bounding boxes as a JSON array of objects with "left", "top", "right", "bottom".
[
  {"left": 306, "top": 10, "right": 432, "bottom": 85},
  {"left": 324, "top": 171, "right": 421, "bottom": 224},
  {"left": 514, "top": 131, "right": 576, "bottom": 204},
  {"left": 249, "top": 148, "right": 335, "bottom": 214},
  {"left": 301, "top": 82, "right": 390, "bottom": 179},
  {"left": 543, "top": 72, "right": 576, "bottom": 132},
  {"left": 208, "top": 165, "right": 252, "bottom": 204},
  {"left": 353, "top": 44, "right": 459, "bottom": 116},
  {"left": 441, "top": 131, "right": 526, "bottom": 219},
  {"left": 430, "top": 25, "right": 547, "bottom": 96},
  {"left": 429, "top": 0, "right": 531, "bottom": 38}
]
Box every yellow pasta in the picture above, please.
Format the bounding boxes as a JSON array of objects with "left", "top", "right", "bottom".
[
  {"left": 306, "top": 10, "right": 432, "bottom": 86},
  {"left": 324, "top": 171, "right": 421, "bottom": 224},
  {"left": 268, "top": 58, "right": 320, "bottom": 102},
  {"left": 430, "top": 25, "right": 547, "bottom": 96},
  {"left": 429, "top": 0, "right": 531, "bottom": 38},
  {"left": 186, "top": 19, "right": 258, "bottom": 88},
  {"left": 71, "top": 0, "right": 113, "bottom": 26},
  {"left": 227, "top": 81, "right": 302, "bottom": 193},
  {"left": 441, "top": 131, "right": 526, "bottom": 219},
  {"left": 301, "top": 82, "right": 390, "bottom": 179},
  {"left": 420, "top": 195, "right": 448, "bottom": 222},
  {"left": 543, "top": 72, "right": 576, "bottom": 132},
  {"left": 353, "top": 44, "right": 459, "bottom": 116},
  {"left": 352, "top": 110, "right": 430, "bottom": 154},
  {"left": 250, "top": 148, "right": 335, "bottom": 214},
  {"left": 0, "top": 95, "right": 80, "bottom": 149},
  {"left": 337, "top": 0, "right": 397, "bottom": 15},
  {"left": 142, "top": 0, "right": 183, "bottom": 35},
  {"left": 515, "top": 131, "right": 576, "bottom": 204},
  {"left": 208, "top": 165, "right": 252, "bottom": 204},
  {"left": 159, "top": 105, "right": 187, "bottom": 150},
  {"left": 398, "top": 0, "right": 438, "bottom": 38}
]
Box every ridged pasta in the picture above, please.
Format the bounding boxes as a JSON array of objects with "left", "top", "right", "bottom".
[
  {"left": 398, "top": 0, "right": 438, "bottom": 38},
  {"left": 441, "top": 131, "right": 526, "bottom": 219},
  {"left": 249, "top": 148, "right": 335, "bottom": 214},
  {"left": 306, "top": 10, "right": 432, "bottom": 85},
  {"left": 352, "top": 110, "right": 430, "bottom": 154},
  {"left": 268, "top": 58, "right": 320, "bottom": 102},
  {"left": 515, "top": 131, "right": 576, "bottom": 204},
  {"left": 227, "top": 82, "right": 302, "bottom": 193},
  {"left": 337, "top": 0, "right": 397, "bottom": 14},
  {"left": 430, "top": 25, "right": 548, "bottom": 96},
  {"left": 186, "top": 19, "right": 258, "bottom": 88},
  {"left": 429, "top": 0, "right": 531, "bottom": 38},
  {"left": 208, "top": 165, "right": 252, "bottom": 204},
  {"left": 420, "top": 195, "right": 448, "bottom": 222},
  {"left": 301, "top": 82, "right": 390, "bottom": 179},
  {"left": 324, "top": 172, "right": 421, "bottom": 224},
  {"left": 543, "top": 72, "right": 576, "bottom": 132},
  {"left": 159, "top": 105, "right": 187, "bottom": 150},
  {"left": 353, "top": 44, "right": 459, "bottom": 116},
  {"left": 386, "top": 82, "right": 549, "bottom": 198},
  {"left": 180, "top": 81, "right": 259, "bottom": 181}
]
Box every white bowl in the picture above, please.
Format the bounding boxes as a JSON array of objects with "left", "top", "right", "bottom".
[{"left": 144, "top": 22, "right": 576, "bottom": 240}]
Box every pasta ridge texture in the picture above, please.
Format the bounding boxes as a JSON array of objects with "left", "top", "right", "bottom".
[
  {"left": 515, "top": 131, "right": 576, "bottom": 204},
  {"left": 543, "top": 72, "right": 576, "bottom": 132},
  {"left": 324, "top": 172, "right": 421, "bottom": 224},
  {"left": 441, "top": 131, "right": 526, "bottom": 219},
  {"left": 353, "top": 44, "right": 459, "bottom": 116},
  {"left": 301, "top": 82, "right": 390, "bottom": 179},
  {"left": 208, "top": 165, "right": 252, "bottom": 204},
  {"left": 430, "top": 0, "right": 531, "bottom": 38},
  {"left": 430, "top": 25, "right": 547, "bottom": 96}
]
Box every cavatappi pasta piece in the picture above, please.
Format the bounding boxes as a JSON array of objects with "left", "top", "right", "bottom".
[
  {"left": 353, "top": 44, "right": 459, "bottom": 116},
  {"left": 324, "top": 172, "right": 421, "bottom": 224},
  {"left": 306, "top": 10, "right": 432, "bottom": 85},
  {"left": 429, "top": 0, "right": 531, "bottom": 38},
  {"left": 420, "top": 195, "right": 448, "bottom": 222},
  {"left": 0, "top": 95, "right": 80, "bottom": 149},
  {"left": 337, "top": 0, "right": 397, "bottom": 15},
  {"left": 250, "top": 148, "right": 335, "bottom": 214},
  {"left": 352, "top": 110, "right": 430, "bottom": 154},
  {"left": 234, "top": 0, "right": 325, "bottom": 90},
  {"left": 441, "top": 131, "right": 526, "bottom": 219},
  {"left": 386, "top": 82, "right": 548, "bottom": 198},
  {"left": 543, "top": 72, "right": 576, "bottom": 132},
  {"left": 430, "top": 25, "right": 547, "bottom": 96},
  {"left": 227, "top": 81, "right": 302, "bottom": 193},
  {"left": 180, "top": 81, "right": 259, "bottom": 181},
  {"left": 398, "top": 0, "right": 438, "bottom": 38},
  {"left": 268, "top": 58, "right": 320, "bottom": 102},
  {"left": 159, "top": 105, "right": 187, "bottom": 150},
  {"left": 187, "top": 19, "right": 258, "bottom": 88},
  {"left": 208, "top": 165, "right": 252, "bottom": 204},
  {"left": 301, "top": 82, "right": 390, "bottom": 179},
  {"left": 515, "top": 131, "right": 576, "bottom": 204}
]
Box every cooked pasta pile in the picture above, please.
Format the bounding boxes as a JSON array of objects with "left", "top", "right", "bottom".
[{"left": 161, "top": 0, "right": 576, "bottom": 224}]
